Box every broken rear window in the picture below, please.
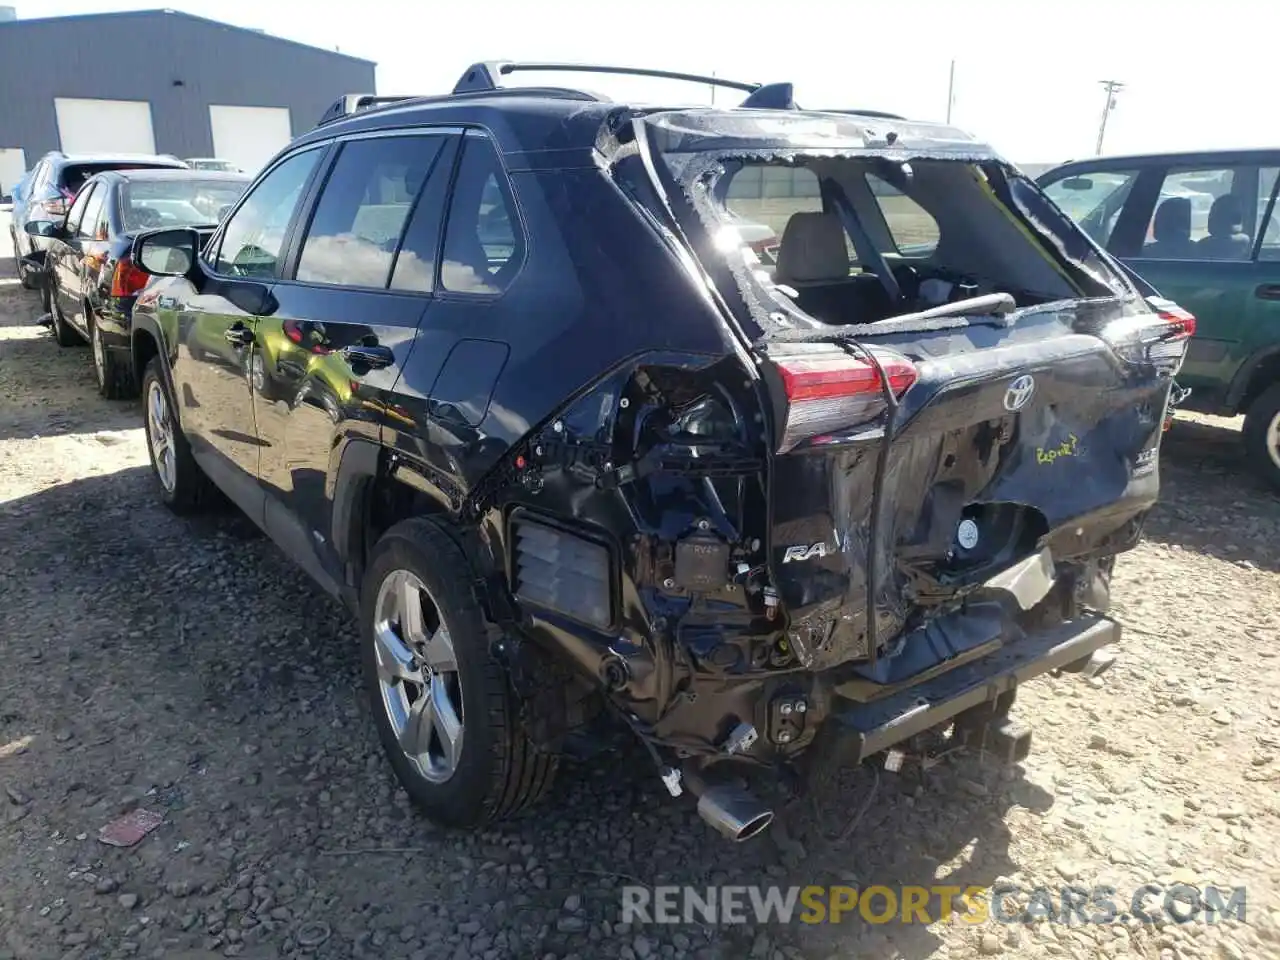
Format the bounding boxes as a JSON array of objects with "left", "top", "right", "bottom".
[{"left": 704, "top": 155, "right": 1126, "bottom": 331}]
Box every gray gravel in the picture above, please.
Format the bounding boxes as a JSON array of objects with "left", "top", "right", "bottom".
[{"left": 2, "top": 214, "right": 1280, "bottom": 960}]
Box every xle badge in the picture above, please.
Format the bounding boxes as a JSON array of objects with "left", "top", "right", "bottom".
[{"left": 1004, "top": 374, "right": 1036, "bottom": 412}]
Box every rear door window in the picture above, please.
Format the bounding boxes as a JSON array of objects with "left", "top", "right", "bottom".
[
  {"left": 295, "top": 135, "right": 448, "bottom": 289},
  {"left": 1040, "top": 169, "right": 1139, "bottom": 249},
  {"left": 1258, "top": 168, "right": 1280, "bottom": 261},
  {"left": 389, "top": 137, "right": 460, "bottom": 293},
  {"left": 1138, "top": 165, "right": 1270, "bottom": 261},
  {"left": 78, "top": 186, "right": 106, "bottom": 240}
]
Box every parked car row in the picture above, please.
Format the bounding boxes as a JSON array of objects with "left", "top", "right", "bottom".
[{"left": 13, "top": 151, "right": 250, "bottom": 396}]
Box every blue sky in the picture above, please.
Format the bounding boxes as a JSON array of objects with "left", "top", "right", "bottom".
[{"left": 14, "top": 0, "right": 1280, "bottom": 163}]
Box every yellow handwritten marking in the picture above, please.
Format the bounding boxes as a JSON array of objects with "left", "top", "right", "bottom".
[{"left": 1036, "top": 433, "right": 1080, "bottom": 465}]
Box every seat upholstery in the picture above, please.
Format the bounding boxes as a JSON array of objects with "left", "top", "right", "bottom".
[
  {"left": 770, "top": 211, "right": 893, "bottom": 324},
  {"left": 773, "top": 212, "right": 850, "bottom": 284},
  {"left": 1196, "top": 195, "right": 1252, "bottom": 260},
  {"left": 1143, "top": 197, "right": 1193, "bottom": 259}
]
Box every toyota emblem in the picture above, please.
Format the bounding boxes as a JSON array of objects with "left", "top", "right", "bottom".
[{"left": 1003, "top": 374, "right": 1036, "bottom": 412}]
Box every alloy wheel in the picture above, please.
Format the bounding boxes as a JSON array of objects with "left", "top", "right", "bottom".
[
  {"left": 91, "top": 320, "right": 106, "bottom": 387},
  {"left": 146, "top": 380, "right": 177, "bottom": 493},
  {"left": 372, "top": 569, "right": 464, "bottom": 784}
]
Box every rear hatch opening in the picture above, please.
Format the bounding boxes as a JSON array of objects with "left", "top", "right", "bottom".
[{"left": 617, "top": 109, "right": 1192, "bottom": 673}]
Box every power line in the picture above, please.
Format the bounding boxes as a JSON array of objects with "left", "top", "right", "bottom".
[
  {"left": 946, "top": 60, "right": 955, "bottom": 123},
  {"left": 1095, "top": 80, "right": 1125, "bottom": 155}
]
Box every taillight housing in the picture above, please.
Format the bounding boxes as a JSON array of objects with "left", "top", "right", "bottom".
[
  {"left": 110, "top": 257, "right": 151, "bottom": 298},
  {"left": 769, "top": 346, "right": 918, "bottom": 453},
  {"left": 1101, "top": 296, "right": 1196, "bottom": 374},
  {"left": 39, "top": 197, "right": 69, "bottom": 217}
]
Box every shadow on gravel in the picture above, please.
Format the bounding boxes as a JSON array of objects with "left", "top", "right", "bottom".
[
  {"left": 0, "top": 327, "right": 140, "bottom": 442},
  {"left": 1, "top": 465, "right": 1052, "bottom": 960},
  {"left": 1145, "top": 419, "right": 1280, "bottom": 575}
]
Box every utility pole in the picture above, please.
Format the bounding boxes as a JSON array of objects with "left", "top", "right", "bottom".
[
  {"left": 946, "top": 59, "right": 956, "bottom": 124},
  {"left": 1095, "top": 80, "right": 1125, "bottom": 155},
  {"left": 710, "top": 70, "right": 716, "bottom": 106}
]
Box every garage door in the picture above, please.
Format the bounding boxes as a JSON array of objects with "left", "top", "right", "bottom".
[
  {"left": 0, "top": 148, "right": 26, "bottom": 199},
  {"left": 55, "top": 98, "right": 156, "bottom": 155},
  {"left": 209, "top": 105, "right": 292, "bottom": 176}
]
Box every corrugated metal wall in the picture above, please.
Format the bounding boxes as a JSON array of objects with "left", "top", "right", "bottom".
[{"left": 0, "top": 10, "right": 375, "bottom": 168}]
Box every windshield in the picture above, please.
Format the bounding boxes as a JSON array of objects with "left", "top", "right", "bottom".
[{"left": 120, "top": 179, "right": 248, "bottom": 231}]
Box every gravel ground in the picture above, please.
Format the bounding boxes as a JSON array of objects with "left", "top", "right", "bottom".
[{"left": 2, "top": 213, "right": 1280, "bottom": 960}]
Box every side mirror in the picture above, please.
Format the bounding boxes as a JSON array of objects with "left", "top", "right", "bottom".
[
  {"left": 24, "top": 220, "right": 59, "bottom": 238},
  {"left": 1060, "top": 176, "right": 1095, "bottom": 192},
  {"left": 133, "top": 227, "right": 200, "bottom": 278}
]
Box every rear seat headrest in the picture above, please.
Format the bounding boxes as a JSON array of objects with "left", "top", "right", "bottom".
[{"left": 773, "top": 211, "right": 850, "bottom": 284}]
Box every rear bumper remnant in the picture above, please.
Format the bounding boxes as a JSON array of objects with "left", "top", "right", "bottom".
[{"left": 827, "top": 613, "right": 1119, "bottom": 764}]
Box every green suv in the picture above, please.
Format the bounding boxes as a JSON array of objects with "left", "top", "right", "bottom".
[{"left": 1038, "top": 150, "right": 1280, "bottom": 489}]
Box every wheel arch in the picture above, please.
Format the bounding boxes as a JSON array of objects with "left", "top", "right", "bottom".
[
  {"left": 1226, "top": 345, "right": 1280, "bottom": 414},
  {"left": 130, "top": 314, "right": 166, "bottom": 384},
  {"left": 331, "top": 443, "right": 462, "bottom": 596}
]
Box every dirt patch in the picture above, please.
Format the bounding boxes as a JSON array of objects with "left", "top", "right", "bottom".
[{"left": 2, "top": 220, "right": 1279, "bottom": 960}]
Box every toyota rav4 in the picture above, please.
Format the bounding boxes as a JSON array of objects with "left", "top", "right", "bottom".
[{"left": 123, "top": 62, "right": 1189, "bottom": 842}]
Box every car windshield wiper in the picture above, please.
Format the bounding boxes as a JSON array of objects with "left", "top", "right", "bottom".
[
  {"left": 762, "top": 293, "right": 1017, "bottom": 343},
  {"left": 865, "top": 292, "right": 1015, "bottom": 328}
]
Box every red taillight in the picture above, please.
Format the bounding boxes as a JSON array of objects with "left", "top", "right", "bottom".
[
  {"left": 39, "top": 197, "right": 69, "bottom": 217},
  {"left": 1101, "top": 297, "right": 1196, "bottom": 373},
  {"left": 773, "top": 348, "right": 917, "bottom": 452},
  {"left": 1155, "top": 302, "right": 1196, "bottom": 340},
  {"left": 110, "top": 257, "right": 151, "bottom": 298}
]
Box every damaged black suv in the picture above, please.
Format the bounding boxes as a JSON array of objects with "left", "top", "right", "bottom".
[{"left": 125, "top": 63, "right": 1191, "bottom": 841}]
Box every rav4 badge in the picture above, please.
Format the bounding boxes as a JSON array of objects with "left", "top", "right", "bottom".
[
  {"left": 782, "top": 542, "right": 831, "bottom": 563},
  {"left": 1003, "top": 374, "right": 1036, "bottom": 412}
]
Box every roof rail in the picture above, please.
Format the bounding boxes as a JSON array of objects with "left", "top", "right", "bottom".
[
  {"left": 452, "top": 61, "right": 762, "bottom": 96},
  {"left": 317, "top": 94, "right": 419, "bottom": 127}
]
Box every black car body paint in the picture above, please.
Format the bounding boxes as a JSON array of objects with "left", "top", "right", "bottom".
[{"left": 125, "top": 78, "right": 1187, "bottom": 837}]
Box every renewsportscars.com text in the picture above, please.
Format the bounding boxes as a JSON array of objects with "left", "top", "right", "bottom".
[{"left": 621, "top": 883, "right": 1248, "bottom": 926}]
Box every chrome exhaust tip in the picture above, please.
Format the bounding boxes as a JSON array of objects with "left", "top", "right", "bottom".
[{"left": 695, "top": 783, "right": 774, "bottom": 842}]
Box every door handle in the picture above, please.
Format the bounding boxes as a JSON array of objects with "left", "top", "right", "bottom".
[
  {"left": 1255, "top": 284, "right": 1280, "bottom": 301},
  {"left": 224, "top": 324, "right": 254, "bottom": 347},
  {"left": 341, "top": 344, "right": 394, "bottom": 369}
]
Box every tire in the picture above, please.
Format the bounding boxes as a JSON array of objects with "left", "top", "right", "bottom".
[
  {"left": 89, "top": 311, "right": 138, "bottom": 399},
  {"left": 1243, "top": 383, "right": 1280, "bottom": 491},
  {"left": 14, "top": 232, "right": 36, "bottom": 290},
  {"left": 49, "top": 287, "right": 81, "bottom": 347},
  {"left": 141, "top": 357, "right": 210, "bottom": 514},
  {"left": 360, "top": 517, "right": 556, "bottom": 827}
]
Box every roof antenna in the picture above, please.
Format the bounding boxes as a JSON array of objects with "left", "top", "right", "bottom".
[{"left": 739, "top": 83, "right": 796, "bottom": 110}]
